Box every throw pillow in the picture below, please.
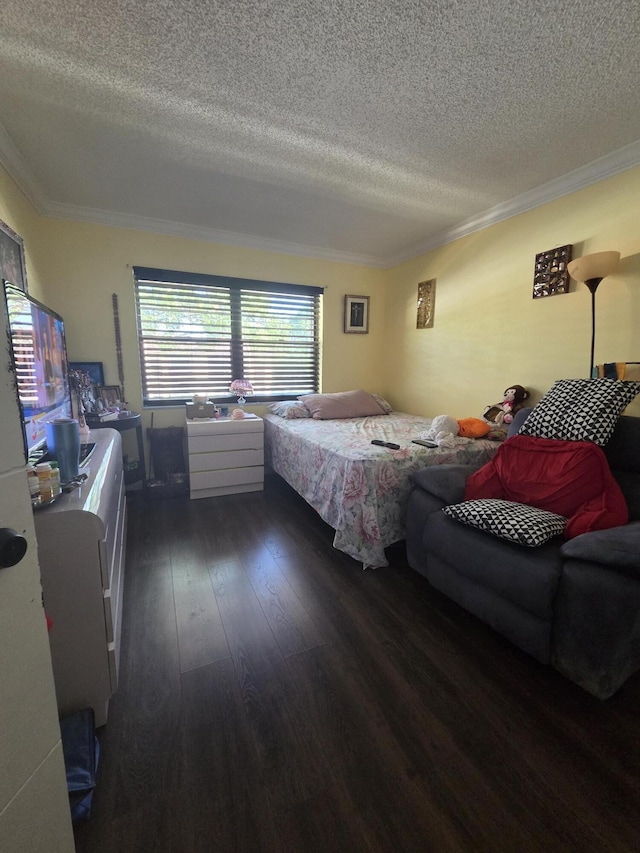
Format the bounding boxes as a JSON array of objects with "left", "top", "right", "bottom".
[
  {"left": 518, "top": 378, "right": 640, "bottom": 445},
  {"left": 268, "top": 401, "right": 311, "bottom": 419},
  {"left": 464, "top": 434, "right": 629, "bottom": 538},
  {"left": 299, "top": 389, "right": 387, "bottom": 419},
  {"left": 443, "top": 499, "right": 567, "bottom": 547}
]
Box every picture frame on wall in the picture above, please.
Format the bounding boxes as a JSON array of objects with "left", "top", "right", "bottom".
[
  {"left": 417, "top": 279, "right": 436, "bottom": 328},
  {"left": 69, "top": 361, "right": 105, "bottom": 388},
  {"left": 533, "top": 244, "right": 572, "bottom": 298},
  {"left": 0, "top": 219, "right": 28, "bottom": 293},
  {"left": 344, "top": 294, "right": 370, "bottom": 334}
]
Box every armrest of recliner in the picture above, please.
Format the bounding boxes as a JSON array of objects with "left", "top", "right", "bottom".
[
  {"left": 410, "top": 464, "right": 477, "bottom": 506},
  {"left": 560, "top": 521, "right": 640, "bottom": 577}
]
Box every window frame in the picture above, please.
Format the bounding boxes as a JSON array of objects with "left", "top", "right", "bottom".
[{"left": 133, "top": 266, "right": 322, "bottom": 408}]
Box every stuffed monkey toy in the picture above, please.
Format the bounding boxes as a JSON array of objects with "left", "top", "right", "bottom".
[{"left": 483, "top": 385, "right": 530, "bottom": 426}]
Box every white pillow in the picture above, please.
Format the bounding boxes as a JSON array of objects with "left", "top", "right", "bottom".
[
  {"left": 371, "top": 393, "right": 393, "bottom": 414},
  {"left": 268, "top": 401, "right": 311, "bottom": 419}
]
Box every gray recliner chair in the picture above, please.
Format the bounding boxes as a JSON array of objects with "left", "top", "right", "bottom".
[{"left": 405, "top": 409, "right": 640, "bottom": 699}]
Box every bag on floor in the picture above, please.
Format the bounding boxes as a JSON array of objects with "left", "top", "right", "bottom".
[{"left": 60, "top": 707, "right": 100, "bottom": 824}]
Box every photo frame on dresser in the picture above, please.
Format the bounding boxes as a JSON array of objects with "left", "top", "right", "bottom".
[
  {"left": 99, "top": 385, "right": 122, "bottom": 407},
  {"left": 0, "top": 219, "right": 28, "bottom": 293}
]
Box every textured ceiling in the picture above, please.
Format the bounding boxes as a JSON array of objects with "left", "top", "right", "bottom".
[{"left": 1, "top": 1, "right": 640, "bottom": 267}]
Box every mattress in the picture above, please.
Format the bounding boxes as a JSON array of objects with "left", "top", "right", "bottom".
[{"left": 264, "top": 411, "right": 500, "bottom": 568}]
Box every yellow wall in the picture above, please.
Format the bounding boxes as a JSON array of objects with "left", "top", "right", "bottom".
[
  {"left": 383, "top": 167, "right": 640, "bottom": 418},
  {"left": 3, "top": 162, "right": 640, "bottom": 437},
  {"left": 0, "top": 167, "right": 45, "bottom": 299},
  {"left": 1, "top": 164, "right": 385, "bottom": 436}
]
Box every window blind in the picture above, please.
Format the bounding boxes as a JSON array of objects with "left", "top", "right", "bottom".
[{"left": 133, "top": 267, "right": 322, "bottom": 407}]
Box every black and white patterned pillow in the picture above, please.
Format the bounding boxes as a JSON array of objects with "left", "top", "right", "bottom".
[
  {"left": 443, "top": 499, "right": 567, "bottom": 547},
  {"left": 518, "top": 378, "right": 640, "bottom": 446}
]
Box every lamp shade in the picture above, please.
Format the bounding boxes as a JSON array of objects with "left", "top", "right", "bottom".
[
  {"left": 567, "top": 251, "right": 620, "bottom": 283},
  {"left": 229, "top": 379, "right": 254, "bottom": 397}
]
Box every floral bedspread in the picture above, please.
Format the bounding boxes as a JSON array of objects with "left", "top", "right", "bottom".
[{"left": 264, "top": 412, "right": 500, "bottom": 568}]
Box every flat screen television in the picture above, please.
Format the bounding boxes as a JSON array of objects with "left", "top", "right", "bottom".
[{"left": 4, "top": 283, "right": 72, "bottom": 457}]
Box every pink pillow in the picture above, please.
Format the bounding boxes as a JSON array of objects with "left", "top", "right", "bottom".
[{"left": 299, "top": 389, "right": 387, "bottom": 419}]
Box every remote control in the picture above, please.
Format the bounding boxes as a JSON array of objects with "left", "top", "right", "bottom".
[
  {"left": 412, "top": 439, "right": 438, "bottom": 448},
  {"left": 371, "top": 440, "right": 400, "bottom": 450}
]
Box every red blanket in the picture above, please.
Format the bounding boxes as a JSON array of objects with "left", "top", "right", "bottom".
[{"left": 464, "top": 435, "right": 628, "bottom": 538}]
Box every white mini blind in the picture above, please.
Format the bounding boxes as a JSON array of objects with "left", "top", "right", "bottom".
[{"left": 133, "top": 267, "right": 322, "bottom": 406}]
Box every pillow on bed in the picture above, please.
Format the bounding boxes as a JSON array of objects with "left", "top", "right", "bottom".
[
  {"left": 268, "top": 400, "right": 312, "bottom": 419},
  {"left": 299, "top": 389, "right": 387, "bottom": 419},
  {"left": 371, "top": 393, "right": 393, "bottom": 414}
]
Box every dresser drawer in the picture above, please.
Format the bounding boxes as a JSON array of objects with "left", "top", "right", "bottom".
[
  {"left": 103, "top": 588, "right": 115, "bottom": 644},
  {"left": 108, "top": 641, "right": 118, "bottom": 691}
]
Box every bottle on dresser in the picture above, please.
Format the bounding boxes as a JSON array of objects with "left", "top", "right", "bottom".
[
  {"left": 35, "top": 462, "right": 53, "bottom": 503},
  {"left": 27, "top": 466, "right": 41, "bottom": 507},
  {"left": 50, "top": 461, "right": 62, "bottom": 498}
]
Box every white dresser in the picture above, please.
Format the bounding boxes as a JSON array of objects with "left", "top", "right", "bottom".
[
  {"left": 34, "top": 428, "right": 127, "bottom": 727},
  {"left": 186, "top": 414, "right": 264, "bottom": 499}
]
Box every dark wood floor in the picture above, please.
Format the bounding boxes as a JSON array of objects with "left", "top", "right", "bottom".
[{"left": 74, "top": 473, "right": 640, "bottom": 853}]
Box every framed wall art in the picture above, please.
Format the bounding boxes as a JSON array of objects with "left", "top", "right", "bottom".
[
  {"left": 344, "top": 295, "right": 369, "bottom": 334},
  {"left": 69, "top": 361, "right": 105, "bottom": 388},
  {"left": 533, "top": 244, "right": 572, "bottom": 298},
  {"left": 417, "top": 279, "right": 436, "bottom": 328},
  {"left": 0, "top": 219, "right": 28, "bottom": 293}
]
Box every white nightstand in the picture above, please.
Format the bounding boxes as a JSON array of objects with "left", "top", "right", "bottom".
[{"left": 185, "top": 414, "right": 264, "bottom": 499}]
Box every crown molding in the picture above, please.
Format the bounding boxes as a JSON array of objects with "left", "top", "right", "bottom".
[
  {"left": 41, "top": 200, "right": 385, "bottom": 268},
  {"left": 384, "top": 139, "right": 640, "bottom": 268},
  {"left": 0, "top": 123, "right": 48, "bottom": 212},
  {"left": 1, "top": 114, "right": 638, "bottom": 270}
]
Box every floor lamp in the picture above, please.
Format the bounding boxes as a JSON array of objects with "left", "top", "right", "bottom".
[{"left": 567, "top": 251, "right": 621, "bottom": 378}]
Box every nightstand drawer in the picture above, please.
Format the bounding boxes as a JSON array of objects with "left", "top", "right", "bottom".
[
  {"left": 190, "top": 465, "right": 264, "bottom": 497},
  {"left": 186, "top": 416, "right": 263, "bottom": 437},
  {"left": 188, "top": 447, "right": 263, "bottom": 472},
  {"left": 188, "top": 432, "right": 264, "bottom": 455}
]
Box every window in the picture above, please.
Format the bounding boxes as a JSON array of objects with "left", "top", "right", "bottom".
[{"left": 133, "top": 267, "right": 322, "bottom": 407}]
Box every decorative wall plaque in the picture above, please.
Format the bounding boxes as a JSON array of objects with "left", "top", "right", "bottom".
[
  {"left": 533, "top": 244, "right": 572, "bottom": 298},
  {"left": 417, "top": 279, "right": 436, "bottom": 328}
]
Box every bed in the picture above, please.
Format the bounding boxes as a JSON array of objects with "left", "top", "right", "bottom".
[{"left": 264, "top": 410, "right": 500, "bottom": 568}]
